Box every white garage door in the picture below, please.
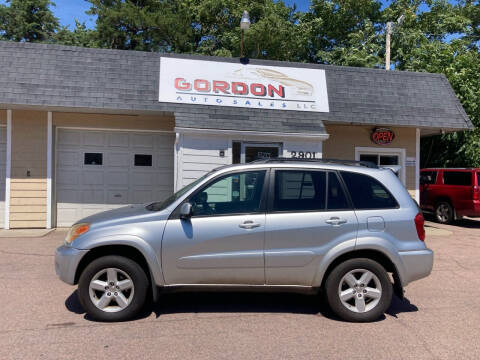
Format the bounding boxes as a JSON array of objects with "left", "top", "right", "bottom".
[
  {"left": 56, "top": 129, "right": 175, "bottom": 227},
  {"left": 0, "top": 126, "right": 6, "bottom": 228}
]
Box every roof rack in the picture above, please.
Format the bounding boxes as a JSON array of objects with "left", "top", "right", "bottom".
[{"left": 250, "top": 157, "right": 378, "bottom": 168}]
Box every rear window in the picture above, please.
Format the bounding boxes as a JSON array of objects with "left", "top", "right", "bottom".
[
  {"left": 340, "top": 171, "right": 398, "bottom": 209},
  {"left": 443, "top": 171, "right": 472, "bottom": 186},
  {"left": 420, "top": 171, "right": 437, "bottom": 185}
]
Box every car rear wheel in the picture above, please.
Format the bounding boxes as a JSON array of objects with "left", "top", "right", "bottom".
[
  {"left": 435, "top": 201, "right": 454, "bottom": 224},
  {"left": 78, "top": 255, "right": 149, "bottom": 322},
  {"left": 325, "top": 258, "right": 393, "bottom": 322}
]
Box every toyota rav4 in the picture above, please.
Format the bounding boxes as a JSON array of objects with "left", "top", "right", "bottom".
[{"left": 55, "top": 159, "right": 433, "bottom": 322}]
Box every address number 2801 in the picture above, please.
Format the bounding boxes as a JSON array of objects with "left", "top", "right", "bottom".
[{"left": 290, "top": 151, "right": 317, "bottom": 159}]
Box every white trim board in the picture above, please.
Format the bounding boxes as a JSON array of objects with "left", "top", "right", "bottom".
[
  {"left": 174, "top": 127, "right": 330, "bottom": 141},
  {"left": 55, "top": 126, "right": 174, "bottom": 134},
  {"left": 46, "top": 112, "right": 52, "bottom": 229},
  {"left": 4, "top": 110, "right": 11, "bottom": 229},
  {"left": 415, "top": 128, "right": 420, "bottom": 203},
  {"left": 355, "top": 146, "right": 407, "bottom": 186}
]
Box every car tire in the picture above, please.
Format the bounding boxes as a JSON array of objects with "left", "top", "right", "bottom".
[
  {"left": 325, "top": 258, "right": 393, "bottom": 322},
  {"left": 435, "top": 201, "right": 454, "bottom": 224},
  {"left": 78, "top": 255, "right": 149, "bottom": 322}
]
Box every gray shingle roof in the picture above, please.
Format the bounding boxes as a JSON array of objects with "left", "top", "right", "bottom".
[{"left": 0, "top": 41, "right": 472, "bottom": 133}]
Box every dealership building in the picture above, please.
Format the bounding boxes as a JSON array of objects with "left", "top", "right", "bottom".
[{"left": 0, "top": 41, "right": 473, "bottom": 228}]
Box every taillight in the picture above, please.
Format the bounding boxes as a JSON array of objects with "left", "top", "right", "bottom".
[
  {"left": 473, "top": 186, "right": 480, "bottom": 200},
  {"left": 414, "top": 212, "right": 425, "bottom": 241}
]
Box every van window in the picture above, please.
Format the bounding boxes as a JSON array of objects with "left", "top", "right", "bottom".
[
  {"left": 340, "top": 171, "right": 398, "bottom": 209},
  {"left": 420, "top": 171, "right": 437, "bottom": 185},
  {"left": 273, "top": 170, "right": 326, "bottom": 212},
  {"left": 443, "top": 171, "right": 472, "bottom": 186}
]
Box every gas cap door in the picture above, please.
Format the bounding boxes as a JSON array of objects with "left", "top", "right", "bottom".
[{"left": 367, "top": 216, "right": 385, "bottom": 232}]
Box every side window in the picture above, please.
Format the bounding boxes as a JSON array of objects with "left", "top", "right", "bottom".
[
  {"left": 443, "top": 171, "right": 472, "bottom": 186},
  {"left": 420, "top": 171, "right": 437, "bottom": 185},
  {"left": 273, "top": 170, "right": 326, "bottom": 211},
  {"left": 327, "top": 172, "right": 350, "bottom": 210},
  {"left": 189, "top": 170, "right": 266, "bottom": 216},
  {"left": 340, "top": 171, "right": 398, "bottom": 209}
]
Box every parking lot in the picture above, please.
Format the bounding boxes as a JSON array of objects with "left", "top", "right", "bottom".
[{"left": 1, "top": 220, "right": 479, "bottom": 360}]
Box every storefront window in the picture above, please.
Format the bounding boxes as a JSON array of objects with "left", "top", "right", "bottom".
[
  {"left": 360, "top": 154, "right": 399, "bottom": 166},
  {"left": 232, "top": 141, "right": 281, "bottom": 163}
]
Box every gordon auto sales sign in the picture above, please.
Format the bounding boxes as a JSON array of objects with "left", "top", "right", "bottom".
[
  {"left": 159, "top": 57, "right": 329, "bottom": 112},
  {"left": 371, "top": 128, "right": 395, "bottom": 145}
]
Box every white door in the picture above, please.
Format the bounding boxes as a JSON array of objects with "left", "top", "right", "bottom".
[
  {"left": 56, "top": 129, "right": 174, "bottom": 227},
  {"left": 0, "top": 127, "right": 6, "bottom": 228},
  {"left": 355, "top": 147, "right": 406, "bottom": 185}
]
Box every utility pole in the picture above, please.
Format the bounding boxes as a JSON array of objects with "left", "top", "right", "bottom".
[
  {"left": 385, "top": 21, "right": 392, "bottom": 71},
  {"left": 385, "top": 15, "right": 405, "bottom": 71}
]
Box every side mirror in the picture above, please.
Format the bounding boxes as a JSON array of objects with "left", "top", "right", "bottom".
[{"left": 179, "top": 202, "right": 193, "bottom": 219}]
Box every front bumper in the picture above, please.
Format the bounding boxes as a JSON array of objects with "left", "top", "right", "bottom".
[
  {"left": 399, "top": 248, "right": 434, "bottom": 285},
  {"left": 55, "top": 245, "right": 89, "bottom": 285}
]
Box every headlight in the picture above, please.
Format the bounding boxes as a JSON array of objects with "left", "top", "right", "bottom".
[{"left": 65, "top": 223, "right": 90, "bottom": 245}]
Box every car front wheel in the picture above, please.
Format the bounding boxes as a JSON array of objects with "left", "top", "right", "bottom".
[
  {"left": 325, "top": 258, "right": 393, "bottom": 322},
  {"left": 78, "top": 255, "right": 149, "bottom": 322}
]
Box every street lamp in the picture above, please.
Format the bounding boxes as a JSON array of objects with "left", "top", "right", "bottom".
[
  {"left": 385, "top": 15, "right": 405, "bottom": 70},
  {"left": 240, "top": 10, "right": 250, "bottom": 60}
]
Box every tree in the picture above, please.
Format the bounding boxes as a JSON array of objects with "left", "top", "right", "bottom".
[
  {"left": 55, "top": 20, "right": 98, "bottom": 48},
  {"left": 299, "top": 0, "right": 384, "bottom": 66},
  {"left": 85, "top": 0, "right": 304, "bottom": 60},
  {"left": 0, "top": 0, "right": 59, "bottom": 42}
]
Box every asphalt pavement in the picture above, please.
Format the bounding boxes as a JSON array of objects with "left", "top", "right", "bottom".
[{"left": 1, "top": 219, "right": 479, "bottom": 359}]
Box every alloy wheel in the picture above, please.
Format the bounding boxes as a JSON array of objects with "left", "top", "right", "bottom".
[
  {"left": 88, "top": 267, "right": 135, "bottom": 313},
  {"left": 436, "top": 203, "right": 451, "bottom": 223},
  {"left": 338, "top": 269, "right": 382, "bottom": 313}
]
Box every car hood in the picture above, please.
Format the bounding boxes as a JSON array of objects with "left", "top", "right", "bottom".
[{"left": 76, "top": 204, "right": 169, "bottom": 228}]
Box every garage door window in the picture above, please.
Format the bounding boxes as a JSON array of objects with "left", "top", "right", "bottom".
[
  {"left": 84, "top": 153, "right": 103, "bottom": 165},
  {"left": 134, "top": 154, "right": 152, "bottom": 167}
]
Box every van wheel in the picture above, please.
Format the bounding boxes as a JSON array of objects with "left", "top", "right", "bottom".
[
  {"left": 78, "top": 255, "right": 148, "bottom": 322},
  {"left": 435, "top": 201, "right": 454, "bottom": 224},
  {"left": 325, "top": 258, "right": 392, "bottom": 322}
]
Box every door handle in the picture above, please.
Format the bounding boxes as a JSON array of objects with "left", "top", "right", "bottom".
[
  {"left": 325, "top": 217, "right": 347, "bottom": 226},
  {"left": 239, "top": 220, "right": 261, "bottom": 229}
]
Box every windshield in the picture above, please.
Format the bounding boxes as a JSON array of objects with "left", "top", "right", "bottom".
[{"left": 146, "top": 173, "right": 210, "bottom": 211}]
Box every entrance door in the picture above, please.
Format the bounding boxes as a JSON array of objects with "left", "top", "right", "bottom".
[
  {"left": 241, "top": 143, "right": 280, "bottom": 163},
  {"left": 355, "top": 147, "right": 406, "bottom": 185},
  {"left": 162, "top": 169, "right": 268, "bottom": 285}
]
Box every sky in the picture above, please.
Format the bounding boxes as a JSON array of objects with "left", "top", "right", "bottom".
[{"left": 0, "top": 1, "right": 453, "bottom": 30}]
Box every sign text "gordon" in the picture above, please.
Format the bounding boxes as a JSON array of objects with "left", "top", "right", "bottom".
[{"left": 175, "top": 78, "right": 286, "bottom": 98}]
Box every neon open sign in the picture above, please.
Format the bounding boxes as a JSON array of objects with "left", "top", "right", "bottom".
[{"left": 371, "top": 128, "right": 395, "bottom": 145}]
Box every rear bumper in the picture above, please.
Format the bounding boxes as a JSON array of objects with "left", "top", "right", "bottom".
[
  {"left": 399, "top": 248, "right": 434, "bottom": 285},
  {"left": 55, "top": 245, "right": 89, "bottom": 285}
]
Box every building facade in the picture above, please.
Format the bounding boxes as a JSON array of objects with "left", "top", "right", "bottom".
[{"left": 0, "top": 41, "right": 473, "bottom": 228}]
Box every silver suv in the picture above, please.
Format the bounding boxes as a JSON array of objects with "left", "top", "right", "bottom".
[{"left": 55, "top": 159, "right": 433, "bottom": 322}]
